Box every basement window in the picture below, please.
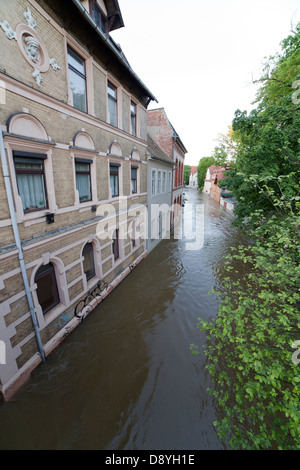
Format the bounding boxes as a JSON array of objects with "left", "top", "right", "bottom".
[
  {"left": 82, "top": 242, "right": 96, "bottom": 281},
  {"left": 112, "top": 229, "right": 119, "bottom": 260},
  {"left": 35, "top": 263, "right": 60, "bottom": 314}
]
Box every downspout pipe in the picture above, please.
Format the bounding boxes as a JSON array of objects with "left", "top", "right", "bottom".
[{"left": 0, "top": 124, "right": 45, "bottom": 363}]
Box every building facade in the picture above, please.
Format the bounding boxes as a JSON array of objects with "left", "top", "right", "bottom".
[
  {"left": 147, "top": 108, "right": 187, "bottom": 227},
  {"left": 189, "top": 166, "right": 198, "bottom": 188},
  {"left": 0, "top": 0, "right": 157, "bottom": 399},
  {"left": 146, "top": 134, "right": 174, "bottom": 253}
]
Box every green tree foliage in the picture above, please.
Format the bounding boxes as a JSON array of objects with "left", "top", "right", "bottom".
[
  {"left": 197, "top": 156, "right": 216, "bottom": 189},
  {"left": 220, "top": 24, "right": 300, "bottom": 224},
  {"left": 194, "top": 182, "right": 300, "bottom": 449},
  {"left": 193, "top": 24, "right": 300, "bottom": 449},
  {"left": 184, "top": 165, "right": 191, "bottom": 185}
]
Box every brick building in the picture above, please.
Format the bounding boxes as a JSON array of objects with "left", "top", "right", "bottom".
[
  {"left": 0, "top": 0, "right": 157, "bottom": 399},
  {"left": 147, "top": 108, "right": 187, "bottom": 226}
]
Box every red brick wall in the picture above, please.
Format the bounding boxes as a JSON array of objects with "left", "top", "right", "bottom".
[{"left": 147, "top": 109, "right": 173, "bottom": 159}]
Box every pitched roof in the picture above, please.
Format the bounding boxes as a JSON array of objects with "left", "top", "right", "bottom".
[
  {"left": 148, "top": 108, "right": 188, "bottom": 154},
  {"left": 147, "top": 134, "right": 175, "bottom": 165},
  {"left": 190, "top": 166, "right": 197, "bottom": 175}
]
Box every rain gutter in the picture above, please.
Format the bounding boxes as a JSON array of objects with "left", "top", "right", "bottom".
[{"left": 70, "top": 0, "right": 158, "bottom": 104}]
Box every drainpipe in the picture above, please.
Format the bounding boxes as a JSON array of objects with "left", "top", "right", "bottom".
[{"left": 0, "top": 124, "right": 45, "bottom": 363}]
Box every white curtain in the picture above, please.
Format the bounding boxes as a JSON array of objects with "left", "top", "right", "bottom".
[
  {"left": 76, "top": 163, "right": 91, "bottom": 201},
  {"left": 110, "top": 174, "right": 118, "bottom": 196},
  {"left": 16, "top": 165, "right": 46, "bottom": 210}
]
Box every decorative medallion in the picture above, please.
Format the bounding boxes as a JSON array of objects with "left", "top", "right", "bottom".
[{"left": 0, "top": 7, "right": 61, "bottom": 86}]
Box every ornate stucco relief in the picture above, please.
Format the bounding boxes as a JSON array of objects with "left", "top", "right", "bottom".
[{"left": 0, "top": 7, "right": 61, "bottom": 86}]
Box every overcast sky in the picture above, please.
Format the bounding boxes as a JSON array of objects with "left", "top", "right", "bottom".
[{"left": 111, "top": 0, "right": 299, "bottom": 166}]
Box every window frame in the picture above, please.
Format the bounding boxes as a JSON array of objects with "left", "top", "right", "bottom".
[
  {"left": 92, "top": 2, "right": 107, "bottom": 34},
  {"left": 109, "top": 162, "right": 120, "bottom": 198},
  {"left": 4, "top": 132, "right": 57, "bottom": 224},
  {"left": 112, "top": 228, "right": 120, "bottom": 260},
  {"left": 162, "top": 171, "right": 166, "bottom": 193},
  {"left": 67, "top": 46, "right": 88, "bottom": 113},
  {"left": 75, "top": 157, "right": 92, "bottom": 203},
  {"left": 168, "top": 171, "right": 172, "bottom": 192},
  {"left": 151, "top": 169, "right": 156, "bottom": 196},
  {"left": 35, "top": 262, "right": 60, "bottom": 315},
  {"left": 157, "top": 170, "right": 162, "bottom": 194},
  {"left": 130, "top": 101, "right": 137, "bottom": 136},
  {"left": 82, "top": 242, "right": 96, "bottom": 281},
  {"left": 132, "top": 220, "right": 136, "bottom": 248},
  {"left": 107, "top": 80, "right": 118, "bottom": 127},
  {"left": 131, "top": 165, "right": 138, "bottom": 194},
  {"left": 13, "top": 151, "right": 48, "bottom": 214}
]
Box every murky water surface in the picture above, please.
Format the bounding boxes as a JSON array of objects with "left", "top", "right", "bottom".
[{"left": 0, "top": 189, "right": 247, "bottom": 450}]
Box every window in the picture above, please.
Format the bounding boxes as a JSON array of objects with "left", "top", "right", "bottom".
[
  {"left": 112, "top": 229, "right": 119, "bottom": 260},
  {"left": 35, "top": 263, "right": 59, "bottom": 314},
  {"left": 130, "top": 101, "right": 136, "bottom": 136},
  {"left": 108, "top": 81, "right": 117, "bottom": 127},
  {"left": 93, "top": 5, "right": 106, "bottom": 33},
  {"left": 132, "top": 220, "right": 136, "bottom": 248},
  {"left": 157, "top": 171, "right": 162, "bottom": 194},
  {"left": 151, "top": 170, "right": 156, "bottom": 196},
  {"left": 168, "top": 171, "right": 172, "bottom": 191},
  {"left": 151, "top": 219, "right": 156, "bottom": 241},
  {"left": 68, "top": 47, "right": 87, "bottom": 113},
  {"left": 110, "top": 163, "right": 120, "bottom": 197},
  {"left": 82, "top": 243, "right": 95, "bottom": 281},
  {"left": 75, "top": 158, "right": 92, "bottom": 202},
  {"left": 162, "top": 171, "right": 166, "bottom": 193},
  {"left": 131, "top": 166, "right": 138, "bottom": 194},
  {"left": 13, "top": 151, "right": 48, "bottom": 213}
]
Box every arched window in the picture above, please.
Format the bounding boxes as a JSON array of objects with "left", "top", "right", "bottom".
[
  {"left": 112, "top": 229, "right": 119, "bottom": 260},
  {"left": 35, "top": 262, "right": 59, "bottom": 314},
  {"left": 82, "top": 242, "right": 95, "bottom": 281}
]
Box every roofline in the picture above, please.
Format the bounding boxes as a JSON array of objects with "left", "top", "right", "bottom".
[
  {"left": 71, "top": 0, "right": 158, "bottom": 103},
  {"left": 148, "top": 108, "right": 187, "bottom": 153},
  {"left": 149, "top": 154, "right": 176, "bottom": 165}
]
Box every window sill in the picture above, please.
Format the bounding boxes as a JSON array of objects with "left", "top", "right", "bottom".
[
  {"left": 42, "top": 302, "right": 69, "bottom": 327},
  {"left": 23, "top": 210, "right": 56, "bottom": 227}
]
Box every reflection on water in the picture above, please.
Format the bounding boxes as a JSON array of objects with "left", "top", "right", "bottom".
[{"left": 0, "top": 189, "right": 247, "bottom": 450}]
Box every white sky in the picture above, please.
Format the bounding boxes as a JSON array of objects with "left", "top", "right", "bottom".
[{"left": 111, "top": 0, "right": 300, "bottom": 166}]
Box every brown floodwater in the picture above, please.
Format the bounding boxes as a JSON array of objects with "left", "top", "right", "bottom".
[{"left": 0, "top": 188, "right": 247, "bottom": 450}]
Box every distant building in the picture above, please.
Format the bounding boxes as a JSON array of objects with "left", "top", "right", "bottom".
[
  {"left": 209, "top": 166, "right": 226, "bottom": 202},
  {"left": 203, "top": 165, "right": 215, "bottom": 194},
  {"left": 146, "top": 135, "right": 174, "bottom": 252},
  {"left": 189, "top": 166, "right": 198, "bottom": 188},
  {"left": 203, "top": 164, "right": 236, "bottom": 214},
  {"left": 203, "top": 164, "right": 225, "bottom": 199},
  {"left": 147, "top": 108, "right": 187, "bottom": 227}
]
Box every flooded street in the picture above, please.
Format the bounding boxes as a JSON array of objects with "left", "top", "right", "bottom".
[{"left": 0, "top": 188, "right": 246, "bottom": 450}]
